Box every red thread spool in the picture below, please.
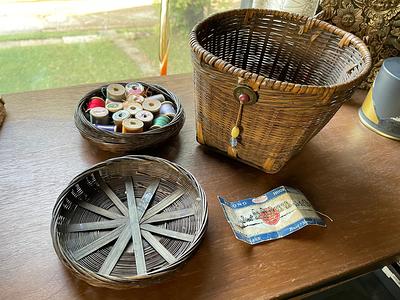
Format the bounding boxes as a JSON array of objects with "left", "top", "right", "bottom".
[{"left": 86, "top": 97, "right": 105, "bottom": 112}]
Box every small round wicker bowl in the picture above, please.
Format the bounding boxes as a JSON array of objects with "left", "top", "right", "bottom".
[
  {"left": 74, "top": 82, "right": 185, "bottom": 153},
  {"left": 51, "top": 155, "right": 207, "bottom": 289}
]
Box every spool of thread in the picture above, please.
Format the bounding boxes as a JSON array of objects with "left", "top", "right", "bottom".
[
  {"left": 159, "top": 101, "right": 176, "bottom": 118},
  {"left": 105, "top": 98, "right": 119, "bottom": 105},
  {"left": 86, "top": 96, "right": 105, "bottom": 112},
  {"left": 90, "top": 107, "right": 109, "bottom": 125},
  {"left": 122, "top": 118, "right": 144, "bottom": 133},
  {"left": 135, "top": 110, "right": 154, "bottom": 128},
  {"left": 107, "top": 83, "right": 125, "bottom": 101},
  {"left": 125, "top": 82, "right": 145, "bottom": 96},
  {"left": 126, "top": 94, "right": 145, "bottom": 105},
  {"left": 150, "top": 115, "right": 171, "bottom": 129},
  {"left": 142, "top": 98, "right": 161, "bottom": 114},
  {"left": 122, "top": 96, "right": 136, "bottom": 110},
  {"left": 95, "top": 124, "right": 116, "bottom": 132},
  {"left": 126, "top": 103, "right": 143, "bottom": 116},
  {"left": 146, "top": 94, "right": 165, "bottom": 103},
  {"left": 106, "top": 102, "right": 123, "bottom": 114},
  {"left": 112, "top": 109, "right": 130, "bottom": 132}
]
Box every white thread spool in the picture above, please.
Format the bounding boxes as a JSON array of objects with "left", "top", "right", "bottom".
[
  {"left": 146, "top": 94, "right": 165, "bottom": 103},
  {"left": 105, "top": 98, "right": 119, "bottom": 105},
  {"left": 123, "top": 95, "right": 145, "bottom": 110},
  {"left": 90, "top": 107, "right": 109, "bottom": 125},
  {"left": 135, "top": 110, "right": 154, "bottom": 128},
  {"left": 126, "top": 103, "right": 143, "bottom": 116},
  {"left": 142, "top": 98, "right": 161, "bottom": 114},
  {"left": 107, "top": 83, "right": 125, "bottom": 101}
]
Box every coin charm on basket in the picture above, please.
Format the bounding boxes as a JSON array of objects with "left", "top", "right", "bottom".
[{"left": 233, "top": 85, "right": 258, "bottom": 105}]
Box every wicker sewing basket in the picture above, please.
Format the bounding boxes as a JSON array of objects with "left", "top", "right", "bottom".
[
  {"left": 190, "top": 9, "right": 371, "bottom": 173},
  {"left": 51, "top": 155, "right": 207, "bottom": 288},
  {"left": 74, "top": 82, "right": 185, "bottom": 153}
]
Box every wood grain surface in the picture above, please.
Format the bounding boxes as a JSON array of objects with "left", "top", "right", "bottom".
[{"left": 0, "top": 73, "right": 399, "bottom": 300}]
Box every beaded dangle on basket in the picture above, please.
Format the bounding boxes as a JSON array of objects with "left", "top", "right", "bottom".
[{"left": 228, "top": 84, "right": 258, "bottom": 157}]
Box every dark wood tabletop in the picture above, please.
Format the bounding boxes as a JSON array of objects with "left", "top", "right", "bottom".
[{"left": 0, "top": 73, "right": 399, "bottom": 300}]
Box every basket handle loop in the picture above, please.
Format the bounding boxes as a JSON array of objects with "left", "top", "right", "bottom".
[
  {"left": 338, "top": 33, "right": 352, "bottom": 48},
  {"left": 298, "top": 18, "right": 317, "bottom": 35}
]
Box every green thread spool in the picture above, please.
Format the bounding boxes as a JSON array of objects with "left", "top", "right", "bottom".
[
  {"left": 106, "top": 102, "right": 123, "bottom": 115},
  {"left": 150, "top": 115, "right": 171, "bottom": 129}
]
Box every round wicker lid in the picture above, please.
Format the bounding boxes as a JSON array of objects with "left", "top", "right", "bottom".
[
  {"left": 51, "top": 155, "right": 207, "bottom": 289},
  {"left": 74, "top": 82, "right": 185, "bottom": 153}
]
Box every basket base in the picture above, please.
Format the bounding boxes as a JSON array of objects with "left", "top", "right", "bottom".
[
  {"left": 359, "top": 109, "right": 400, "bottom": 141},
  {"left": 197, "top": 143, "right": 283, "bottom": 174}
]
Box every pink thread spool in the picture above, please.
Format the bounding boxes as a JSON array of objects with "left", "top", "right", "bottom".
[{"left": 125, "top": 82, "right": 145, "bottom": 96}]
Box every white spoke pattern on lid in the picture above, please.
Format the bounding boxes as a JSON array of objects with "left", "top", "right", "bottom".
[
  {"left": 125, "top": 177, "right": 147, "bottom": 275},
  {"left": 95, "top": 172, "right": 129, "bottom": 216},
  {"left": 68, "top": 175, "right": 194, "bottom": 275}
]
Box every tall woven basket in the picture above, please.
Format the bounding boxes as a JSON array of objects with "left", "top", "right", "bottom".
[{"left": 190, "top": 9, "right": 371, "bottom": 173}]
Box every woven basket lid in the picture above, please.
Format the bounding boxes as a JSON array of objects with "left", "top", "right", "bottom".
[{"left": 51, "top": 155, "right": 208, "bottom": 288}]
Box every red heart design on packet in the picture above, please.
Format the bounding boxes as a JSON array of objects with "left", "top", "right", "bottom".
[{"left": 260, "top": 207, "right": 280, "bottom": 225}]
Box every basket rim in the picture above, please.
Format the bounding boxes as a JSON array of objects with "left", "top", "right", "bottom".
[
  {"left": 51, "top": 155, "right": 208, "bottom": 285},
  {"left": 189, "top": 8, "right": 372, "bottom": 94}
]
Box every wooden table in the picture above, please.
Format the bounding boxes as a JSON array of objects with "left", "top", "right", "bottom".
[{"left": 0, "top": 74, "right": 399, "bottom": 300}]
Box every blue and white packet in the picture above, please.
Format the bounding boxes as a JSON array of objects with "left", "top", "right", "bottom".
[{"left": 218, "top": 186, "right": 326, "bottom": 245}]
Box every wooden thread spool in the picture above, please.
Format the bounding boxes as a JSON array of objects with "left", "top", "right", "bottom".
[
  {"left": 159, "top": 101, "right": 176, "bottom": 118},
  {"left": 126, "top": 103, "right": 143, "bottom": 116},
  {"left": 105, "top": 98, "right": 119, "bottom": 105},
  {"left": 112, "top": 109, "right": 130, "bottom": 132},
  {"left": 90, "top": 107, "right": 109, "bottom": 125},
  {"left": 135, "top": 110, "right": 154, "bottom": 129},
  {"left": 142, "top": 98, "right": 161, "bottom": 114},
  {"left": 126, "top": 94, "right": 145, "bottom": 106},
  {"left": 107, "top": 83, "right": 125, "bottom": 101},
  {"left": 125, "top": 82, "right": 145, "bottom": 96},
  {"left": 146, "top": 94, "right": 165, "bottom": 103},
  {"left": 106, "top": 102, "right": 123, "bottom": 114},
  {"left": 150, "top": 115, "right": 171, "bottom": 129},
  {"left": 122, "top": 118, "right": 144, "bottom": 133}
]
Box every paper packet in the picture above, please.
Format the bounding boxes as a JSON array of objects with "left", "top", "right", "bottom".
[{"left": 218, "top": 186, "right": 325, "bottom": 245}]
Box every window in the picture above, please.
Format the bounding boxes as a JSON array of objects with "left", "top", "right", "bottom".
[{"left": 0, "top": 0, "right": 237, "bottom": 94}]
